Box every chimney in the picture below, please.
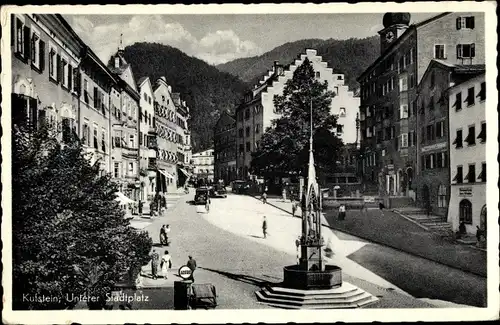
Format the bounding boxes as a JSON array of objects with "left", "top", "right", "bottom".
[
  {"left": 114, "top": 57, "right": 120, "bottom": 68},
  {"left": 168, "top": 85, "right": 172, "bottom": 92}
]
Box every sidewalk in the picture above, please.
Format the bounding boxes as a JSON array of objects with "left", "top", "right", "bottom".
[{"left": 252, "top": 195, "right": 487, "bottom": 277}]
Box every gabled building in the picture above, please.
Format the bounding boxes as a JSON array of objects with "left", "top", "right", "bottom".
[
  {"left": 214, "top": 110, "right": 237, "bottom": 185},
  {"left": 236, "top": 50, "right": 360, "bottom": 182},
  {"left": 172, "top": 93, "right": 192, "bottom": 187},
  {"left": 108, "top": 44, "right": 142, "bottom": 203},
  {"left": 153, "top": 77, "right": 178, "bottom": 193},
  {"left": 192, "top": 149, "right": 215, "bottom": 184},
  {"left": 357, "top": 12, "right": 485, "bottom": 198}
]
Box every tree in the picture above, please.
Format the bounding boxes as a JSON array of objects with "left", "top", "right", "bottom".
[
  {"left": 12, "top": 121, "right": 152, "bottom": 310},
  {"left": 251, "top": 57, "right": 344, "bottom": 179}
]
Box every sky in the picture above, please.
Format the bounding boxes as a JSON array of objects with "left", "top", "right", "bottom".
[{"left": 65, "top": 13, "right": 437, "bottom": 66}]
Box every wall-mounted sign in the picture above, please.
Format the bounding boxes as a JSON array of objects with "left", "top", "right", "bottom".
[
  {"left": 459, "top": 187, "right": 473, "bottom": 197},
  {"left": 421, "top": 142, "right": 447, "bottom": 153}
]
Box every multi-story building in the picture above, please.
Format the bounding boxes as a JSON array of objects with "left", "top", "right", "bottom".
[
  {"left": 447, "top": 73, "right": 486, "bottom": 234},
  {"left": 108, "top": 46, "right": 142, "bottom": 202},
  {"left": 415, "top": 60, "right": 485, "bottom": 216},
  {"left": 214, "top": 111, "right": 237, "bottom": 185},
  {"left": 11, "top": 14, "right": 116, "bottom": 177},
  {"left": 357, "top": 12, "right": 485, "bottom": 197},
  {"left": 138, "top": 77, "right": 157, "bottom": 212},
  {"left": 192, "top": 149, "right": 215, "bottom": 184},
  {"left": 236, "top": 50, "right": 360, "bottom": 181},
  {"left": 172, "top": 93, "right": 193, "bottom": 186},
  {"left": 153, "top": 77, "right": 179, "bottom": 193}
]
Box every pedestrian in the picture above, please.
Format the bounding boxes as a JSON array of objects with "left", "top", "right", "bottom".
[
  {"left": 165, "top": 224, "right": 171, "bottom": 245},
  {"left": 262, "top": 216, "right": 268, "bottom": 239},
  {"left": 186, "top": 255, "right": 197, "bottom": 282},
  {"left": 150, "top": 250, "right": 160, "bottom": 280},
  {"left": 476, "top": 226, "right": 483, "bottom": 243},
  {"left": 262, "top": 192, "right": 267, "bottom": 204},
  {"left": 282, "top": 187, "right": 287, "bottom": 202},
  {"left": 160, "top": 250, "right": 172, "bottom": 279},
  {"left": 338, "top": 204, "right": 346, "bottom": 220},
  {"left": 292, "top": 199, "right": 297, "bottom": 217},
  {"left": 159, "top": 225, "right": 167, "bottom": 245},
  {"left": 379, "top": 201, "right": 385, "bottom": 217}
]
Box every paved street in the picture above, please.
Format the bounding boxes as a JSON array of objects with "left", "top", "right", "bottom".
[
  {"left": 129, "top": 192, "right": 487, "bottom": 309},
  {"left": 250, "top": 195, "right": 487, "bottom": 307}
]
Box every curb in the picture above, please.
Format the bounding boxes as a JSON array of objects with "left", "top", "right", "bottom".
[{"left": 247, "top": 194, "right": 487, "bottom": 278}]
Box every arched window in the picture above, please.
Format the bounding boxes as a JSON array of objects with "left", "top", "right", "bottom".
[
  {"left": 459, "top": 199, "right": 472, "bottom": 224},
  {"left": 438, "top": 185, "right": 447, "bottom": 208}
]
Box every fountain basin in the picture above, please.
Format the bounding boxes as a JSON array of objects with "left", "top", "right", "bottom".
[{"left": 283, "top": 264, "right": 342, "bottom": 290}]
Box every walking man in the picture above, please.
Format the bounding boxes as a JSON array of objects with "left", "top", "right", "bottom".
[
  {"left": 379, "top": 201, "right": 385, "bottom": 217},
  {"left": 292, "top": 199, "right": 297, "bottom": 217},
  {"left": 150, "top": 250, "right": 160, "bottom": 280},
  {"left": 187, "top": 255, "right": 197, "bottom": 282},
  {"left": 262, "top": 216, "right": 268, "bottom": 239},
  {"left": 262, "top": 191, "right": 267, "bottom": 204}
]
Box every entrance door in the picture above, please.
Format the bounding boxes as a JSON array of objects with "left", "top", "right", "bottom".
[
  {"left": 422, "top": 185, "right": 430, "bottom": 212},
  {"left": 480, "top": 205, "right": 487, "bottom": 232}
]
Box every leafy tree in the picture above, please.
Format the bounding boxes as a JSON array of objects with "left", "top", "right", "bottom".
[
  {"left": 251, "top": 57, "right": 344, "bottom": 179},
  {"left": 12, "top": 121, "right": 152, "bottom": 310}
]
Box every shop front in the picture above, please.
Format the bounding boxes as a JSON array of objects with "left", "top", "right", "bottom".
[{"left": 448, "top": 183, "right": 486, "bottom": 234}]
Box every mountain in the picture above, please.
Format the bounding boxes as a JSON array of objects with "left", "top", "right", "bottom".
[
  {"left": 118, "top": 42, "right": 248, "bottom": 152},
  {"left": 217, "top": 36, "right": 380, "bottom": 91}
]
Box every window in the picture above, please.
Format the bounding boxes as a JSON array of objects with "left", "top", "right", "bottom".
[
  {"left": 366, "top": 127, "right": 372, "bottom": 138},
  {"left": 339, "top": 107, "right": 346, "bottom": 117},
  {"left": 466, "top": 164, "right": 476, "bottom": 183},
  {"left": 101, "top": 129, "right": 106, "bottom": 152},
  {"left": 477, "top": 122, "right": 486, "bottom": 143},
  {"left": 49, "top": 47, "right": 57, "bottom": 80},
  {"left": 453, "top": 129, "right": 463, "bottom": 148},
  {"left": 409, "top": 74, "right": 415, "bottom": 89},
  {"left": 83, "top": 79, "right": 89, "bottom": 104},
  {"left": 245, "top": 142, "right": 251, "bottom": 151},
  {"left": 128, "top": 162, "right": 134, "bottom": 176},
  {"left": 255, "top": 124, "right": 260, "bottom": 134},
  {"left": 143, "top": 93, "right": 147, "bottom": 101},
  {"left": 139, "top": 131, "right": 143, "bottom": 146},
  {"left": 425, "top": 154, "right": 432, "bottom": 169},
  {"left": 453, "top": 92, "right": 462, "bottom": 111},
  {"left": 434, "top": 44, "right": 446, "bottom": 59},
  {"left": 376, "top": 131, "right": 382, "bottom": 144},
  {"left": 244, "top": 109, "right": 250, "bottom": 120},
  {"left": 315, "top": 71, "right": 320, "bottom": 78},
  {"left": 478, "top": 82, "right": 486, "bottom": 101},
  {"left": 399, "top": 76, "right": 408, "bottom": 92},
  {"left": 337, "top": 125, "right": 344, "bottom": 134},
  {"left": 459, "top": 199, "right": 473, "bottom": 224},
  {"left": 466, "top": 125, "right": 476, "bottom": 145},
  {"left": 436, "top": 185, "right": 447, "bottom": 208},
  {"left": 129, "top": 134, "right": 135, "bottom": 148},
  {"left": 477, "top": 163, "right": 486, "bottom": 182},
  {"left": 453, "top": 166, "right": 463, "bottom": 184},
  {"left": 245, "top": 126, "right": 250, "bottom": 137},
  {"left": 400, "top": 104, "right": 408, "bottom": 119},
  {"left": 239, "top": 144, "right": 244, "bottom": 154},
  {"left": 436, "top": 121, "right": 445, "bottom": 138},
  {"left": 457, "top": 44, "right": 475, "bottom": 58},
  {"left": 426, "top": 125, "right": 435, "bottom": 141},
  {"left": 114, "top": 162, "right": 120, "bottom": 178},
  {"left": 93, "top": 125, "right": 98, "bottom": 149},
  {"left": 400, "top": 133, "right": 409, "bottom": 148},
  {"left": 456, "top": 16, "right": 475, "bottom": 30},
  {"left": 464, "top": 87, "right": 475, "bottom": 107},
  {"left": 61, "top": 59, "right": 69, "bottom": 88},
  {"left": 408, "top": 131, "right": 415, "bottom": 147}
]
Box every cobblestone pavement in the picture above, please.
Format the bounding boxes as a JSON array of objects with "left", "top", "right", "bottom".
[
  {"left": 249, "top": 195, "right": 486, "bottom": 307},
  {"left": 132, "top": 192, "right": 470, "bottom": 310},
  {"left": 255, "top": 196, "right": 487, "bottom": 277}
]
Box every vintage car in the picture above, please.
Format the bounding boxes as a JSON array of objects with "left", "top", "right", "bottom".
[
  {"left": 231, "top": 180, "right": 250, "bottom": 194},
  {"left": 210, "top": 185, "right": 227, "bottom": 198},
  {"left": 194, "top": 187, "right": 210, "bottom": 205}
]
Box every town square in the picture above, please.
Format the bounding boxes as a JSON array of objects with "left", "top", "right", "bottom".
[{"left": 2, "top": 2, "right": 498, "bottom": 324}]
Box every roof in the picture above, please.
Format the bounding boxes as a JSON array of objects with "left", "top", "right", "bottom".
[
  {"left": 357, "top": 12, "right": 452, "bottom": 81},
  {"left": 138, "top": 77, "right": 149, "bottom": 86},
  {"left": 418, "top": 59, "right": 485, "bottom": 92}
]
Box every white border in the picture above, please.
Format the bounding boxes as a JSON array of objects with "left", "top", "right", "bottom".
[{"left": 2, "top": 2, "right": 499, "bottom": 324}]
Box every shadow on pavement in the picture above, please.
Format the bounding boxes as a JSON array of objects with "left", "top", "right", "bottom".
[
  {"left": 199, "top": 267, "right": 279, "bottom": 287},
  {"left": 249, "top": 235, "right": 264, "bottom": 239}
]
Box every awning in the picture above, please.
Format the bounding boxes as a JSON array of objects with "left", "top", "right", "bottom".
[
  {"left": 114, "top": 192, "right": 136, "bottom": 204},
  {"left": 159, "top": 169, "right": 175, "bottom": 179},
  {"left": 179, "top": 168, "right": 191, "bottom": 177}
]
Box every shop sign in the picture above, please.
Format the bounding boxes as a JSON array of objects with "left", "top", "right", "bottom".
[
  {"left": 421, "top": 142, "right": 447, "bottom": 153},
  {"left": 459, "top": 187, "right": 473, "bottom": 197}
]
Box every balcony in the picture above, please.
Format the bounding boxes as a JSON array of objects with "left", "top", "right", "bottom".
[{"left": 122, "top": 146, "right": 138, "bottom": 159}]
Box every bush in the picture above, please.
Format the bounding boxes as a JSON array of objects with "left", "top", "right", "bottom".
[{"left": 12, "top": 123, "right": 152, "bottom": 310}]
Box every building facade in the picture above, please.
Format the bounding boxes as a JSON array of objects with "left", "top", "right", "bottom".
[
  {"left": 415, "top": 60, "right": 485, "bottom": 216},
  {"left": 357, "top": 12, "right": 485, "bottom": 197},
  {"left": 172, "top": 93, "right": 193, "bottom": 186},
  {"left": 153, "top": 77, "right": 178, "bottom": 193},
  {"left": 447, "top": 73, "right": 486, "bottom": 234},
  {"left": 108, "top": 47, "right": 142, "bottom": 202},
  {"left": 236, "top": 50, "right": 360, "bottom": 181},
  {"left": 214, "top": 111, "right": 237, "bottom": 185},
  {"left": 192, "top": 149, "right": 215, "bottom": 183}
]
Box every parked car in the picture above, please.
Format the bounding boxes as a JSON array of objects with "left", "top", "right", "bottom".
[
  {"left": 232, "top": 180, "right": 250, "bottom": 194},
  {"left": 194, "top": 187, "right": 210, "bottom": 205},
  {"left": 210, "top": 185, "right": 227, "bottom": 198}
]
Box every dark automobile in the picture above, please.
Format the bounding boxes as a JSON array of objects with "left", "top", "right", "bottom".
[
  {"left": 194, "top": 188, "right": 210, "bottom": 205},
  {"left": 232, "top": 180, "right": 250, "bottom": 194},
  {"left": 210, "top": 185, "right": 227, "bottom": 198}
]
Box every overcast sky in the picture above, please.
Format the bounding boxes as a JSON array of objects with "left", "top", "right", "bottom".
[{"left": 65, "top": 13, "right": 436, "bottom": 66}]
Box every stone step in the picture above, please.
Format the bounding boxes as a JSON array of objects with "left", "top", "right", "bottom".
[
  {"left": 267, "top": 284, "right": 359, "bottom": 297},
  {"left": 261, "top": 287, "right": 366, "bottom": 302},
  {"left": 255, "top": 291, "right": 377, "bottom": 309},
  {"left": 422, "top": 222, "right": 452, "bottom": 227}
]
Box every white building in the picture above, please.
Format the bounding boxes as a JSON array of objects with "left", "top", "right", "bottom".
[
  {"left": 192, "top": 148, "right": 214, "bottom": 183},
  {"left": 447, "top": 72, "right": 486, "bottom": 234}
]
